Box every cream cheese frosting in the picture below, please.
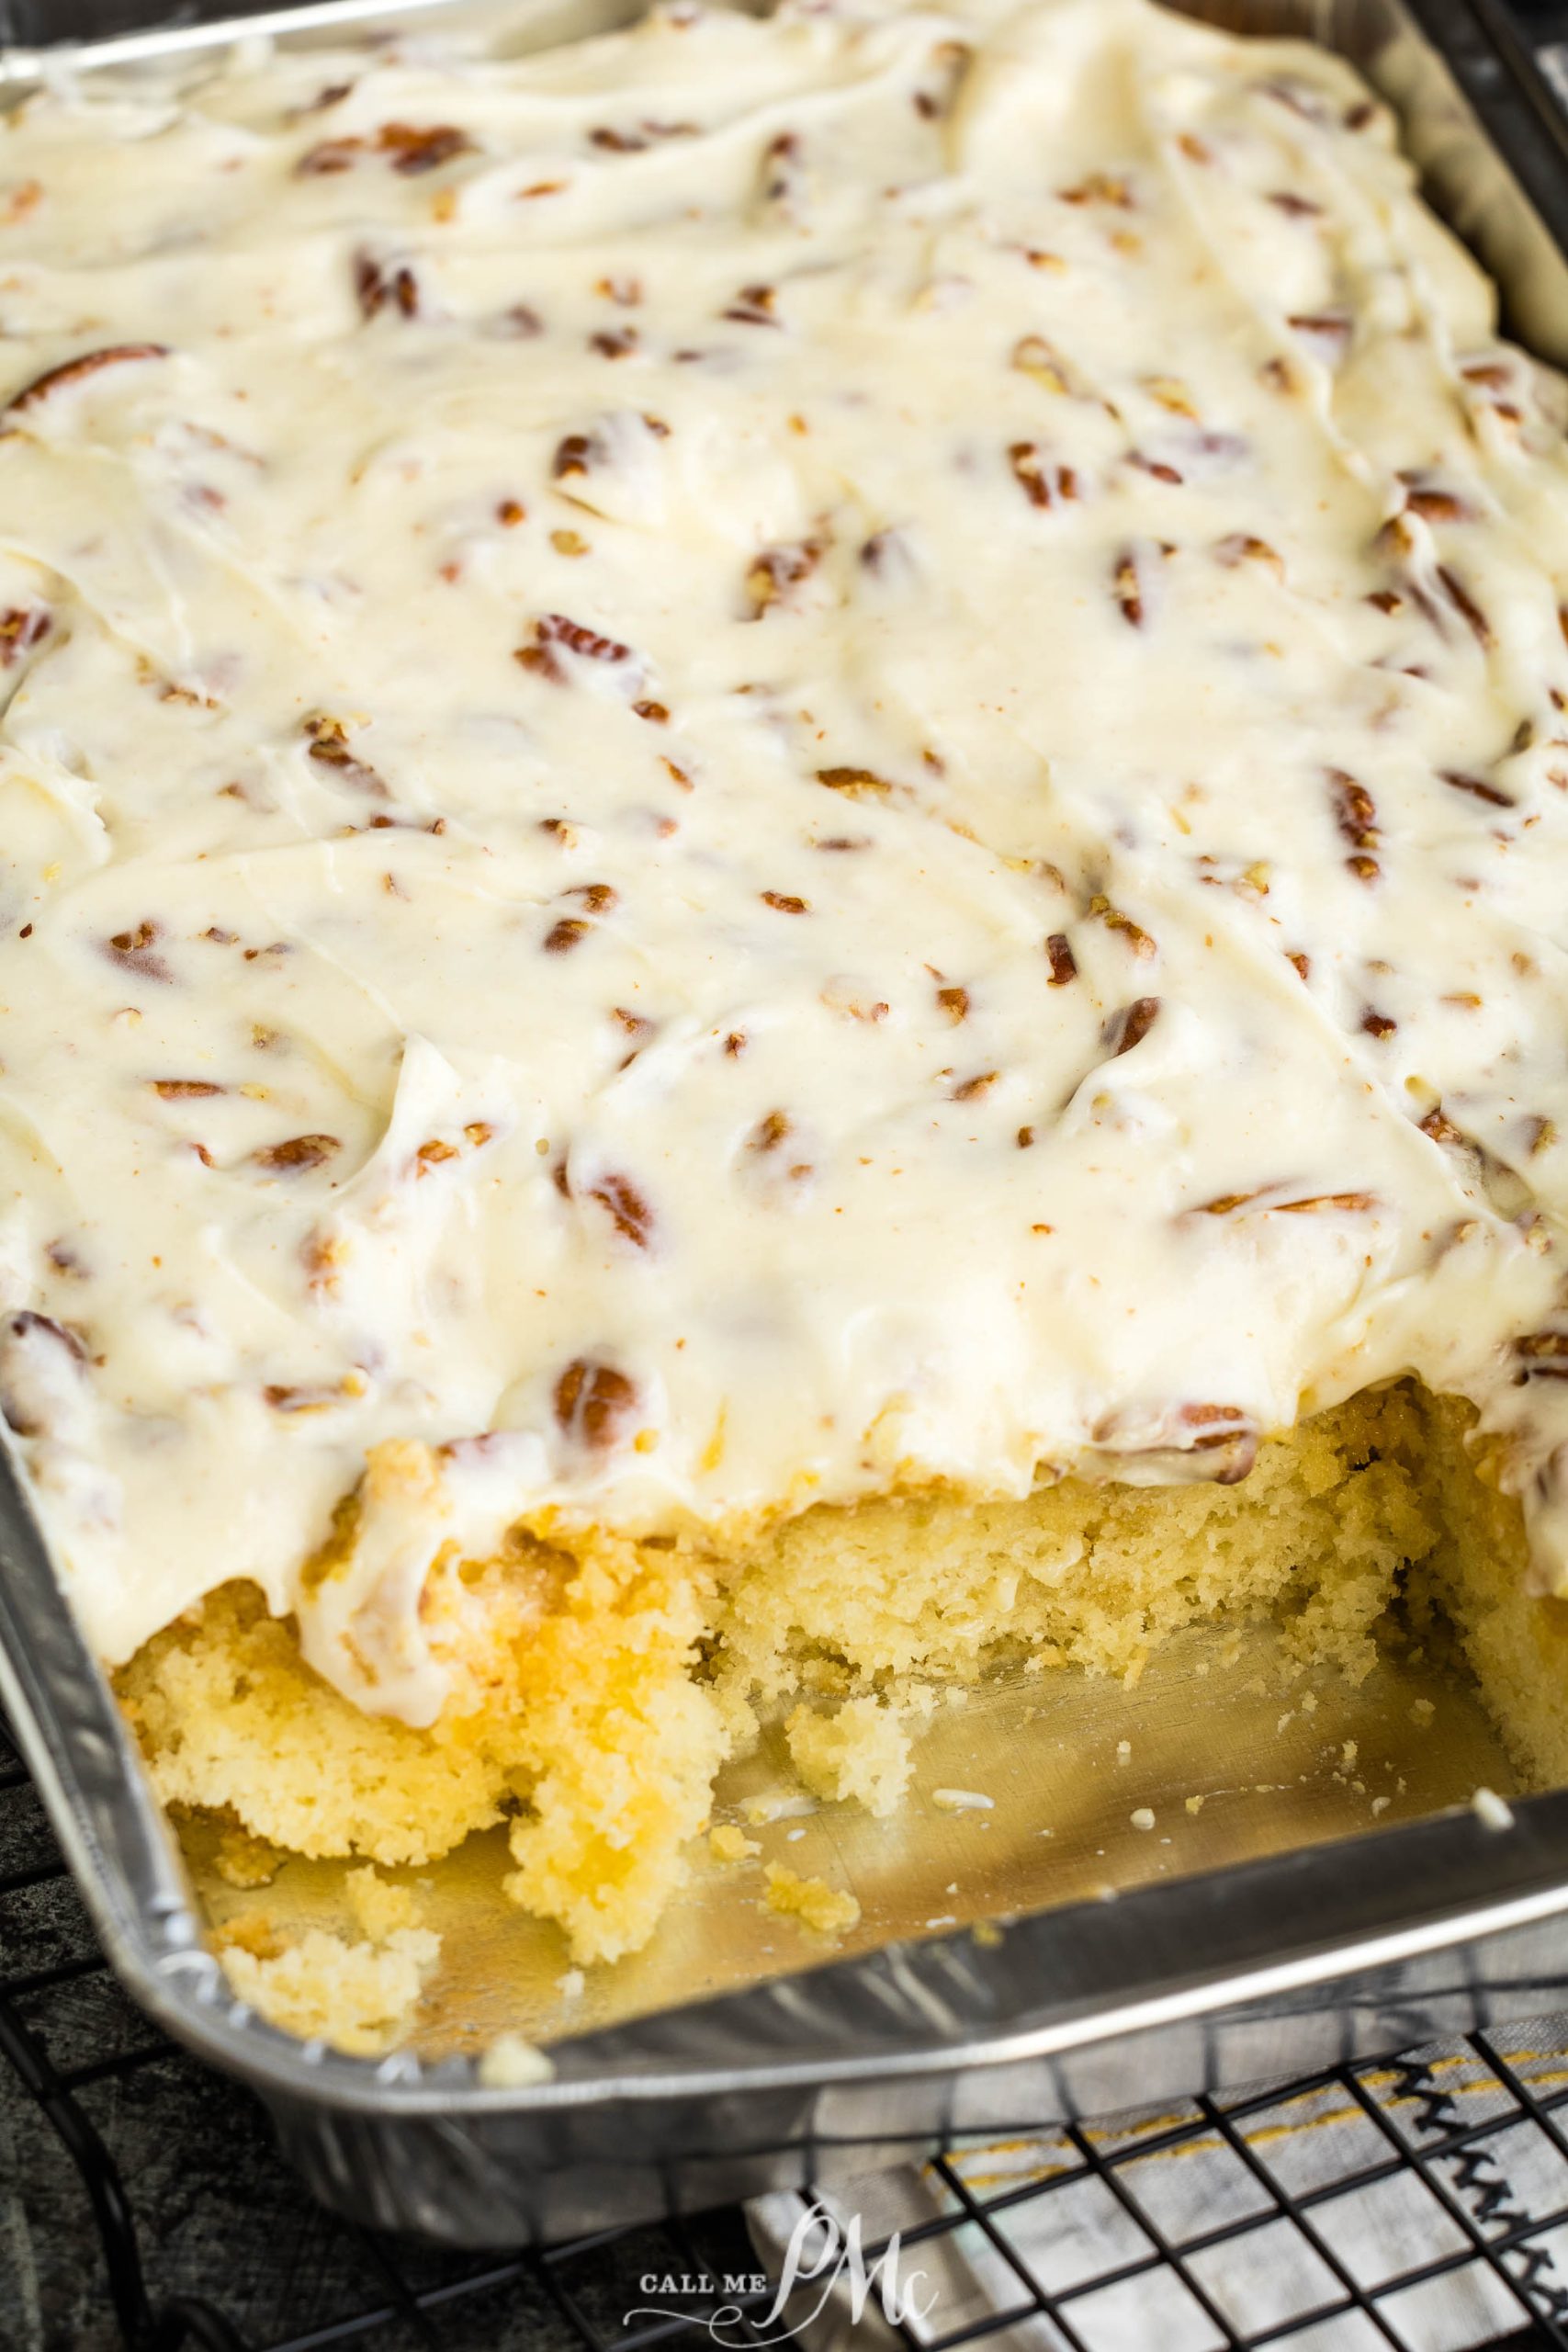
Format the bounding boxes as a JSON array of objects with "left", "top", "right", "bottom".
[{"left": 5, "top": 0, "right": 1568, "bottom": 1724}]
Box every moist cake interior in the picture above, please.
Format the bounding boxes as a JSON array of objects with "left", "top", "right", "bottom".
[{"left": 119, "top": 1381, "right": 1565, "bottom": 1993}]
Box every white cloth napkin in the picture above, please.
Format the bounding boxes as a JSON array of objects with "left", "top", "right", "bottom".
[{"left": 748, "top": 2023, "right": 1568, "bottom": 2349}]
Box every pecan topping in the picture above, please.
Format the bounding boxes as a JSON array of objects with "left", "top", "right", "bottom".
[
  {"left": 1402, "top": 483, "right": 1471, "bottom": 525},
  {"left": 936, "top": 984, "right": 970, "bottom": 1022},
  {"left": 587, "top": 1171, "right": 654, "bottom": 1247},
  {"left": 307, "top": 121, "right": 475, "bottom": 177},
  {"left": 1010, "top": 442, "right": 1077, "bottom": 508},
  {"left": 1045, "top": 933, "right": 1077, "bottom": 986},
  {"left": 1214, "top": 534, "right": 1283, "bottom": 575},
  {"left": 1090, "top": 896, "right": 1156, "bottom": 957},
  {"left": 1437, "top": 566, "right": 1493, "bottom": 647},
  {"left": 952, "top": 1070, "right": 998, "bottom": 1100},
  {"left": 305, "top": 717, "right": 388, "bottom": 797},
  {"left": 761, "top": 891, "right": 809, "bottom": 914},
  {"left": 750, "top": 1110, "right": 792, "bottom": 1153},
  {"left": 0, "top": 1311, "right": 86, "bottom": 1436},
  {"left": 1107, "top": 997, "right": 1159, "bottom": 1055},
  {"left": 254, "top": 1134, "right": 339, "bottom": 1174},
  {"left": 1112, "top": 550, "right": 1145, "bottom": 628},
  {"left": 105, "top": 922, "right": 172, "bottom": 983},
  {"left": 1359, "top": 1009, "right": 1397, "bottom": 1039},
  {"left": 1440, "top": 769, "right": 1515, "bottom": 809},
  {"left": 1420, "top": 1106, "right": 1464, "bottom": 1147},
  {"left": 1271, "top": 1192, "right": 1376, "bottom": 1215},
  {"left": 1329, "top": 769, "right": 1378, "bottom": 852},
  {"left": 725, "top": 284, "right": 778, "bottom": 326},
  {"left": 355, "top": 254, "right": 420, "bottom": 321},
  {"left": 553, "top": 432, "right": 599, "bottom": 481},
  {"left": 1010, "top": 337, "right": 1071, "bottom": 393},
  {"left": 0, "top": 605, "right": 50, "bottom": 664},
  {"left": 1176, "top": 1402, "right": 1257, "bottom": 1486},
  {"left": 816, "top": 766, "right": 891, "bottom": 796},
  {"left": 414, "top": 1138, "right": 458, "bottom": 1174},
  {"left": 746, "top": 539, "right": 822, "bottom": 616},
  {"left": 545, "top": 917, "right": 591, "bottom": 953},
  {"left": 554, "top": 1357, "right": 639, "bottom": 1449},
  {"left": 152, "top": 1080, "right": 224, "bottom": 1100},
  {"left": 516, "top": 613, "right": 636, "bottom": 680},
  {"left": 4, "top": 344, "right": 168, "bottom": 421}
]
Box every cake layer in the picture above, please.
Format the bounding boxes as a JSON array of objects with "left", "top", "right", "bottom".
[
  {"left": 6, "top": 0, "right": 1568, "bottom": 1733},
  {"left": 122, "top": 1386, "right": 1460, "bottom": 1963}
]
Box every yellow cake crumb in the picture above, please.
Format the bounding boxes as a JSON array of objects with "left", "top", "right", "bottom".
[
  {"left": 344, "top": 1865, "right": 418, "bottom": 1942},
  {"left": 219, "top": 1924, "right": 440, "bottom": 2055},
  {"left": 763, "top": 1864, "right": 862, "bottom": 1938},
  {"left": 477, "top": 2031, "right": 555, "bottom": 2088},
  {"left": 784, "top": 1696, "right": 912, "bottom": 1817},
  {"left": 214, "top": 1824, "right": 283, "bottom": 1890},
  {"left": 709, "top": 1824, "right": 761, "bottom": 1862}
]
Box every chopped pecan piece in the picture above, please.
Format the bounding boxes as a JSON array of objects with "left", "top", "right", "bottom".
[
  {"left": 105, "top": 922, "right": 172, "bottom": 983},
  {"left": 1360, "top": 1009, "right": 1397, "bottom": 1040},
  {"left": 1176, "top": 1402, "right": 1257, "bottom": 1486},
  {"left": 1090, "top": 895, "right": 1155, "bottom": 957},
  {"left": 1271, "top": 1191, "right": 1376, "bottom": 1214},
  {"left": 936, "top": 984, "right": 969, "bottom": 1022},
  {"left": 305, "top": 717, "right": 388, "bottom": 797},
  {"left": 380, "top": 122, "right": 474, "bottom": 173},
  {"left": 553, "top": 433, "right": 598, "bottom": 481},
  {"left": 517, "top": 613, "right": 636, "bottom": 680},
  {"left": 816, "top": 766, "right": 891, "bottom": 796},
  {"left": 1285, "top": 312, "right": 1351, "bottom": 358},
  {"left": 1437, "top": 566, "right": 1493, "bottom": 647},
  {"left": 0, "top": 605, "right": 50, "bottom": 664},
  {"left": 1420, "top": 1106, "right": 1464, "bottom": 1146},
  {"left": 952, "top": 1070, "right": 998, "bottom": 1101},
  {"left": 587, "top": 1171, "right": 653, "bottom": 1248},
  {"left": 1329, "top": 769, "right": 1378, "bottom": 851},
  {"left": 1010, "top": 441, "right": 1077, "bottom": 507},
  {"left": 355, "top": 254, "right": 420, "bottom": 320},
  {"left": 1112, "top": 550, "right": 1145, "bottom": 628},
  {"left": 1106, "top": 996, "right": 1159, "bottom": 1055},
  {"left": 750, "top": 1110, "right": 791, "bottom": 1153},
  {"left": 414, "top": 1138, "right": 458, "bottom": 1175},
  {"left": 152, "top": 1080, "right": 224, "bottom": 1100},
  {"left": 1401, "top": 482, "right": 1471, "bottom": 525},
  {"left": 554, "top": 1357, "right": 639, "bottom": 1449},
  {"left": 761, "top": 891, "right": 809, "bottom": 913},
  {"left": 1045, "top": 933, "right": 1077, "bottom": 986},
  {"left": 1011, "top": 337, "right": 1071, "bottom": 393},
  {"left": 254, "top": 1134, "right": 339, "bottom": 1174},
  {"left": 1440, "top": 769, "right": 1514, "bottom": 809},
  {"left": 0, "top": 1311, "right": 86, "bottom": 1437},
  {"left": 746, "top": 539, "right": 822, "bottom": 616},
  {"left": 5, "top": 344, "right": 169, "bottom": 422},
  {"left": 545, "top": 917, "right": 590, "bottom": 954},
  {"left": 1214, "top": 534, "right": 1282, "bottom": 576},
  {"left": 725, "top": 283, "right": 778, "bottom": 326}
]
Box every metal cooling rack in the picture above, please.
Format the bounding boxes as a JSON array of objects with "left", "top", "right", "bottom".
[{"left": 7, "top": 1699, "right": 1568, "bottom": 2352}]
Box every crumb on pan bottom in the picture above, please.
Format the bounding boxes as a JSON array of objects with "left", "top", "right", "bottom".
[{"left": 118, "top": 1381, "right": 1547, "bottom": 1998}]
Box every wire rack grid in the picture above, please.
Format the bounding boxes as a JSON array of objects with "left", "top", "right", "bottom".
[{"left": 8, "top": 1702, "right": 1568, "bottom": 2352}]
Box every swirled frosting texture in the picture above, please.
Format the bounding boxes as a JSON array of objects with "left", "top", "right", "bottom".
[{"left": 5, "top": 0, "right": 1568, "bottom": 1721}]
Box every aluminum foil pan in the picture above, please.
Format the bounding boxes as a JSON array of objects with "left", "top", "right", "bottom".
[{"left": 6, "top": 0, "right": 1568, "bottom": 2247}]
